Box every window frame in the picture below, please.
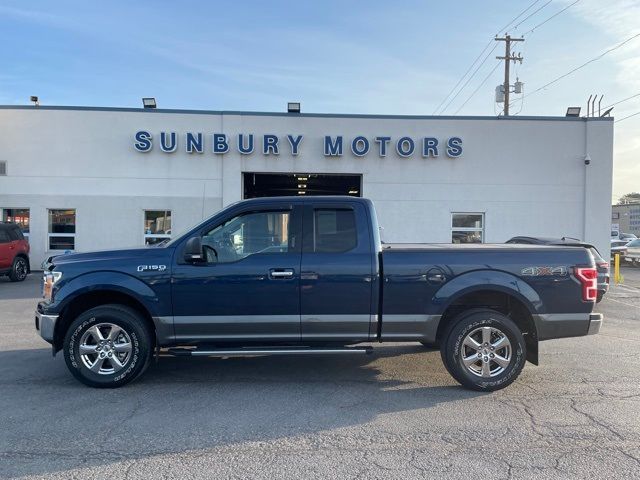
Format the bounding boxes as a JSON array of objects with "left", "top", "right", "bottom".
[
  {"left": 451, "top": 212, "right": 485, "bottom": 244},
  {"left": 144, "top": 209, "right": 172, "bottom": 246},
  {"left": 47, "top": 208, "right": 76, "bottom": 251}
]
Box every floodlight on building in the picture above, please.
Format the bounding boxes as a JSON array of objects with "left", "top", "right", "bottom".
[
  {"left": 142, "top": 98, "right": 157, "bottom": 109},
  {"left": 297, "top": 190, "right": 306, "bottom": 195},
  {"left": 30, "top": 96, "right": 39, "bottom": 106},
  {"left": 348, "top": 190, "right": 359, "bottom": 195},
  {"left": 298, "top": 184, "right": 307, "bottom": 188},
  {"left": 566, "top": 107, "right": 581, "bottom": 117},
  {"left": 287, "top": 102, "right": 301, "bottom": 113}
]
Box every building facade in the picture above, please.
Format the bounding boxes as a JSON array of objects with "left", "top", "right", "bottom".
[
  {"left": 611, "top": 203, "right": 640, "bottom": 236},
  {"left": 0, "top": 106, "right": 614, "bottom": 268}
]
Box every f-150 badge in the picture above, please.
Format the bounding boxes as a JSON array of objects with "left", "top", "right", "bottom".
[
  {"left": 137, "top": 265, "right": 167, "bottom": 272},
  {"left": 521, "top": 266, "right": 567, "bottom": 276}
]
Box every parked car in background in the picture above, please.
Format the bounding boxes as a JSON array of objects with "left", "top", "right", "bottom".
[
  {"left": 611, "top": 240, "right": 629, "bottom": 260},
  {"left": 506, "top": 236, "right": 609, "bottom": 302},
  {"left": 0, "top": 222, "right": 30, "bottom": 282},
  {"left": 619, "top": 233, "right": 637, "bottom": 242},
  {"left": 624, "top": 239, "right": 640, "bottom": 266}
]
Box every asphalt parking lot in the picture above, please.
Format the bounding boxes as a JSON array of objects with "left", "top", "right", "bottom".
[{"left": 1, "top": 272, "right": 639, "bottom": 479}]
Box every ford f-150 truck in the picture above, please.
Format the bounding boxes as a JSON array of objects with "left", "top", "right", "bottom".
[{"left": 35, "top": 197, "right": 602, "bottom": 391}]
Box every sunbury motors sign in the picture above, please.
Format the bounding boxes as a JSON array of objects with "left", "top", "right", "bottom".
[{"left": 133, "top": 131, "right": 463, "bottom": 158}]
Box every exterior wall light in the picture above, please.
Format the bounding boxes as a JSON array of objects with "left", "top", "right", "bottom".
[
  {"left": 288, "top": 102, "right": 301, "bottom": 113},
  {"left": 566, "top": 107, "right": 581, "bottom": 117},
  {"left": 142, "top": 98, "right": 157, "bottom": 109}
]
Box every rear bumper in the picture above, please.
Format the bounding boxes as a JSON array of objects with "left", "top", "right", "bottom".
[
  {"left": 533, "top": 312, "right": 603, "bottom": 341},
  {"left": 587, "top": 313, "right": 602, "bottom": 335}
]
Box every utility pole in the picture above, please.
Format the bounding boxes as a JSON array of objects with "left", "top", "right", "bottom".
[{"left": 495, "top": 34, "right": 524, "bottom": 116}]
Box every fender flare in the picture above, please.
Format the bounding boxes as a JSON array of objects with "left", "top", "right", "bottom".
[
  {"left": 432, "top": 270, "right": 541, "bottom": 365},
  {"left": 50, "top": 271, "right": 172, "bottom": 352},
  {"left": 53, "top": 271, "right": 161, "bottom": 316},
  {"left": 432, "top": 270, "right": 542, "bottom": 316}
]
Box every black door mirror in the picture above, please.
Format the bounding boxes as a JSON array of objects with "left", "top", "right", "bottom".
[{"left": 184, "top": 236, "right": 204, "bottom": 263}]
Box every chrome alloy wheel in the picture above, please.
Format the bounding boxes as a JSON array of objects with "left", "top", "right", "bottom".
[
  {"left": 460, "top": 326, "right": 512, "bottom": 378},
  {"left": 79, "top": 323, "right": 132, "bottom": 375}
]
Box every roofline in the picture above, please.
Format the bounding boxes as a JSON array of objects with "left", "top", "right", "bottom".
[{"left": 0, "top": 105, "right": 614, "bottom": 121}]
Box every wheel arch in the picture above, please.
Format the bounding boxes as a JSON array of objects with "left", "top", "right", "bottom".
[
  {"left": 435, "top": 282, "right": 540, "bottom": 365},
  {"left": 53, "top": 289, "right": 157, "bottom": 353}
]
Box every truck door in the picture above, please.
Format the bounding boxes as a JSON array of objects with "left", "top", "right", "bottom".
[
  {"left": 300, "top": 202, "right": 374, "bottom": 341},
  {"left": 171, "top": 205, "right": 303, "bottom": 342}
]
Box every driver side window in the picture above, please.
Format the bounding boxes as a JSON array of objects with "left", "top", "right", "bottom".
[{"left": 202, "top": 210, "right": 290, "bottom": 263}]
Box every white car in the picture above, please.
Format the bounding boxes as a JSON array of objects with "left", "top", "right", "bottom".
[
  {"left": 611, "top": 240, "right": 629, "bottom": 261},
  {"left": 625, "top": 239, "right": 640, "bottom": 265}
]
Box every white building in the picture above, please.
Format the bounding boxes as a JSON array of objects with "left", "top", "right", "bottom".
[{"left": 0, "top": 106, "right": 613, "bottom": 268}]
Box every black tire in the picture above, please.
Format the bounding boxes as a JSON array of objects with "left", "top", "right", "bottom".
[
  {"left": 63, "top": 305, "right": 153, "bottom": 388},
  {"left": 8, "top": 256, "right": 28, "bottom": 282},
  {"left": 440, "top": 309, "right": 526, "bottom": 392}
]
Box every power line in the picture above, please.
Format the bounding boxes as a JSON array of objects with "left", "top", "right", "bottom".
[
  {"left": 453, "top": 61, "right": 503, "bottom": 115},
  {"left": 496, "top": 0, "right": 543, "bottom": 34},
  {"left": 431, "top": 39, "right": 494, "bottom": 114},
  {"left": 439, "top": 43, "right": 499, "bottom": 114},
  {"left": 521, "top": 0, "right": 581, "bottom": 36},
  {"left": 616, "top": 111, "right": 640, "bottom": 123},
  {"left": 507, "top": 32, "right": 640, "bottom": 108},
  {"left": 602, "top": 92, "right": 640, "bottom": 110},
  {"left": 512, "top": 0, "right": 554, "bottom": 31},
  {"left": 433, "top": 0, "right": 542, "bottom": 114}
]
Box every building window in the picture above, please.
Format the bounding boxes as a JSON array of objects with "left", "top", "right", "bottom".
[
  {"left": 2, "top": 208, "right": 30, "bottom": 240},
  {"left": 451, "top": 213, "right": 484, "bottom": 243},
  {"left": 48, "top": 209, "right": 76, "bottom": 250},
  {"left": 144, "top": 210, "right": 172, "bottom": 245}
]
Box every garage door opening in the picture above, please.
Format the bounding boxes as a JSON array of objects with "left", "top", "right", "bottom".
[{"left": 243, "top": 173, "right": 362, "bottom": 199}]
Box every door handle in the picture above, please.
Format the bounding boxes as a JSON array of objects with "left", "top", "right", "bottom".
[
  {"left": 269, "top": 269, "right": 294, "bottom": 279},
  {"left": 427, "top": 273, "right": 446, "bottom": 283}
]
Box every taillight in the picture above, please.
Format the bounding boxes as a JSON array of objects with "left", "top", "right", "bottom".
[{"left": 575, "top": 267, "right": 598, "bottom": 302}]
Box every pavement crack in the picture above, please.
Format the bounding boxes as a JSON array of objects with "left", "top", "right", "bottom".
[{"left": 569, "top": 398, "right": 625, "bottom": 441}]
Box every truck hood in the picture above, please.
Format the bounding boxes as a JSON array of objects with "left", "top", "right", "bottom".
[{"left": 50, "top": 247, "right": 171, "bottom": 267}]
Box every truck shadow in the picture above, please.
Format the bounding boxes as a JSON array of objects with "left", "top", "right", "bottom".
[{"left": 0, "top": 344, "right": 485, "bottom": 478}]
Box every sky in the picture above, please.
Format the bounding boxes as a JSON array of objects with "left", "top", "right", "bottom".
[{"left": 1, "top": 0, "right": 638, "bottom": 202}]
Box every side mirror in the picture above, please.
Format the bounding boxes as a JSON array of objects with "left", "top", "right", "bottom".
[{"left": 184, "top": 236, "right": 204, "bottom": 263}]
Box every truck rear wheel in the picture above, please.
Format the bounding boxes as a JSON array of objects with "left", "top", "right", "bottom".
[
  {"left": 63, "top": 305, "right": 153, "bottom": 388},
  {"left": 440, "top": 309, "right": 526, "bottom": 391}
]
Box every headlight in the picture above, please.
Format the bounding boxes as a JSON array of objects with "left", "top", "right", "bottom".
[{"left": 43, "top": 271, "right": 62, "bottom": 302}]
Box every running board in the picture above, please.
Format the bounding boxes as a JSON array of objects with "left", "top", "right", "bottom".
[{"left": 167, "top": 346, "right": 373, "bottom": 357}]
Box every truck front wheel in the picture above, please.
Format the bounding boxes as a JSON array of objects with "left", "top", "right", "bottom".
[
  {"left": 63, "top": 305, "right": 153, "bottom": 388},
  {"left": 440, "top": 309, "right": 526, "bottom": 391}
]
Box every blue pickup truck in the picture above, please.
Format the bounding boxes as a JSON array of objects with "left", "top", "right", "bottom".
[{"left": 36, "top": 196, "right": 602, "bottom": 391}]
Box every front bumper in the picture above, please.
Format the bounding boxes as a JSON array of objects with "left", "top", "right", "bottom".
[{"left": 35, "top": 308, "right": 58, "bottom": 343}]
